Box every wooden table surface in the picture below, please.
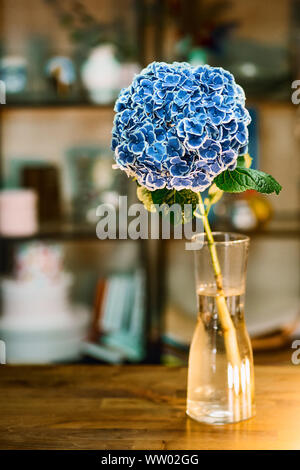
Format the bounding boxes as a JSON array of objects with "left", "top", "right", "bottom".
[{"left": 0, "top": 364, "right": 299, "bottom": 450}]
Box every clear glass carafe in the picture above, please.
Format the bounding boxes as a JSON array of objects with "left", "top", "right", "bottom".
[{"left": 187, "top": 233, "right": 255, "bottom": 424}]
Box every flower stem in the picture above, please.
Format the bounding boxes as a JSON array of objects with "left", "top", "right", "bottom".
[{"left": 197, "top": 193, "right": 241, "bottom": 369}]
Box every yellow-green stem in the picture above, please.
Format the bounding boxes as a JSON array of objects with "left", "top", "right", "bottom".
[{"left": 197, "top": 193, "right": 241, "bottom": 369}]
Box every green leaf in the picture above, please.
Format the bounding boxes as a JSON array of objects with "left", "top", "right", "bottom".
[
  {"left": 136, "top": 186, "right": 199, "bottom": 224},
  {"left": 214, "top": 167, "right": 282, "bottom": 195}
]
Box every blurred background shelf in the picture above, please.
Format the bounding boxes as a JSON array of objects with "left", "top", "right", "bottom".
[
  {"left": 0, "top": 102, "right": 115, "bottom": 110},
  {"left": 0, "top": 221, "right": 137, "bottom": 242},
  {"left": 0, "top": 0, "right": 299, "bottom": 366},
  {"left": 215, "top": 214, "right": 300, "bottom": 238}
]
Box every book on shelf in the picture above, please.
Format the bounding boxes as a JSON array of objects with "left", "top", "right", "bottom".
[{"left": 84, "top": 270, "right": 146, "bottom": 364}]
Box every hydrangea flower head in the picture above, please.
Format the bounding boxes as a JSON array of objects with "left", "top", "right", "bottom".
[{"left": 112, "top": 62, "right": 251, "bottom": 192}]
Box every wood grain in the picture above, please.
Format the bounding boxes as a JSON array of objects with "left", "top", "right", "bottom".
[{"left": 0, "top": 365, "right": 299, "bottom": 450}]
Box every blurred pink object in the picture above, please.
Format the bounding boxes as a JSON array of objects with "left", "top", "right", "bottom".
[{"left": 0, "top": 189, "right": 38, "bottom": 236}]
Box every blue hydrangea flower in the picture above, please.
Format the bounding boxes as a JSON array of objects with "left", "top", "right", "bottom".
[{"left": 112, "top": 62, "right": 251, "bottom": 192}]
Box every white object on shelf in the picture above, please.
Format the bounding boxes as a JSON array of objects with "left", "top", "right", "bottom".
[
  {"left": 0, "top": 307, "right": 89, "bottom": 364},
  {"left": 0, "top": 241, "right": 90, "bottom": 363},
  {"left": 1, "top": 275, "right": 73, "bottom": 327},
  {"left": 14, "top": 242, "right": 64, "bottom": 283},
  {"left": 81, "top": 44, "right": 121, "bottom": 104}
]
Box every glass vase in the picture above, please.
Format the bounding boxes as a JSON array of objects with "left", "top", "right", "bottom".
[{"left": 187, "top": 232, "right": 255, "bottom": 425}]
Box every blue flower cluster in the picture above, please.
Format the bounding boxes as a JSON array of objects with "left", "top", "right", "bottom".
[{"left": 112, "top": 62, "right": 251, "bottom": 192}]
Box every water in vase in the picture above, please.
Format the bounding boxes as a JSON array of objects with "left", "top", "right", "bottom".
[{"left": 187, "top": 287, "right": 255, "bottom": 425}]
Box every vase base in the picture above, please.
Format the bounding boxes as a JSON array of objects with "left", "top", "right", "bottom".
[{"left": 186, "top": 400, "right": 255, "bottom": 425}]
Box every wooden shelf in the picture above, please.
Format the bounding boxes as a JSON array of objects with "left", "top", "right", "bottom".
[
  {"left": 0, "top": 102, "right": 114, "bottom": 111},
  {"left": 156, "top": 217, "right": 300, "bottom": 241},
  {"left": 0, "top": 221, "right": 135, "bottom": 243},
  {"left": 1, "top": 96, "right": 293, "bottom": 111}
]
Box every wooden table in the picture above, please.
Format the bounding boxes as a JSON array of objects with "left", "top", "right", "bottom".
[{"left": 0, "top": 365, "right": 299, "bottom": 450}]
